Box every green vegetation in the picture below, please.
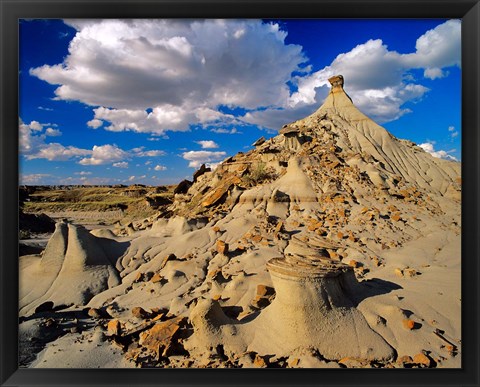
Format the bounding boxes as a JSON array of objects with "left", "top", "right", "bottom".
[
  {"left": 21, "top": 185, "right": 175, "bottom": 223},
  {"left": 242, "top": 162, "right": 276, "bottom": 186}
]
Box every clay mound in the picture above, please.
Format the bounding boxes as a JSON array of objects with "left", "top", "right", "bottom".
[
  {"left": 20, "top": 223, "right": 120, "bottom": 316},
  {"left": 297, "top": 75, "right": 460, "bottom": 195},
  {"left": 185, "top": 253, "right": 394, "bottom": 361},
  {"left": 19, "top": 221, "right": 68, "bottom": 309}
]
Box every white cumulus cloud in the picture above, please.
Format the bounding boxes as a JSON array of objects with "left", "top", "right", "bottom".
[
  {"left": 196, "top": 140, "right": 219, "bottom": 149},
  {"left": 30, "top": 19, "right": 306, "bottom": 134},
  {"left": 182, "top": 150, "right": 227, "bottom": 168},
  {"left": 419, "top": 142, "right": 458, "bottom": 161},
  {"left": 154, "top": 164, "right": 167, "bottom": 171},
  {"left": 79, "top": 144, "right": 128, "bottom": 165},
  {"left": 45, "top": 127, "right": 62, "bottom": 136},
  {"left": 247, "top": 19, "right": 461, "bottom": 129}
]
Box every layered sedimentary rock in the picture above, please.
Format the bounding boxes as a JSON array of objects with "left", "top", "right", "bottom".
[{"left": 19, "top": 75, "right": 461, "bottom": 368}]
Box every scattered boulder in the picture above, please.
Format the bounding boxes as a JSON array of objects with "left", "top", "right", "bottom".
[
  {"left": 413, "top": 352, "right": 433, "bottom": 367},
  {"left": 252, "top": 136, "right": 266, "bottom": 147},
  {"left": 402, "top": 319, "right": 416, "bottom": 330},
  {"left": 174, "top": 180, "right": 192, "bottom": 195},
  {"left": 216, "top": 240, "right": 229, "bottom": 255},
  {"left": 193, "top": 164, "right": 211, "bottom": 182},
  {"left": 138, "top": 317, "right": 183, "bottom": 358},
  {"left": 107, "top": 319, "right": 121, "bottom": 336},
  {"left": 132, "top": 307, "right": 151, "bottom": 319},
  {"left": 88, "top": 308, "right": 103, "bottom": 319}
]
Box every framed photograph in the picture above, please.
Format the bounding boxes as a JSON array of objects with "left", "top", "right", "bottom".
[{"left": 1, "top": 0, "right": 479, "bottom": 386}]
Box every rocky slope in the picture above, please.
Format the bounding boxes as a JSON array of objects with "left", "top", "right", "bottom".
[{"left": 19, "top": 75, "right": 461, "bottom": 369}]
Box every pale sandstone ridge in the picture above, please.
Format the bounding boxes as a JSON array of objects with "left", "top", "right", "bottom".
[
  {"left": 20, "top": 223, "right": 120, "bottom": 315},
  {"left": 19, "top": 75, "right": 461, "bottom": 368},
  {"left": 301, "top": 74, "right": 460, "bottom": 196}
]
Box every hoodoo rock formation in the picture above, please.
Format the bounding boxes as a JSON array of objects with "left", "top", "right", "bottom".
[
  {"left": 19, "top": 75, "right": 461, "bottom": 368},
  {"left": 186, "top": 253, "right": 394, "bottom": 361}
]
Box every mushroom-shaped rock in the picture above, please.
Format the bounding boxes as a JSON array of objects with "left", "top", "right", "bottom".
[{"left": 186, "top": 253, "right": 394, "bottom": 362}]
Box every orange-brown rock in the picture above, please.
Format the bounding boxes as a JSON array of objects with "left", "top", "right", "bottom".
[
  {"left": 274, "top": 221, "right": 284, "bottom": 234},
  {"left": 328, "top": 250, "right": 339, "bottom": 260},
  {"left": 251, "top": 235, "right": 263, "bottom": 243},
  {"left": 201, "top": 175, "right": 242, "bottom": 207},
  {"left": 212, "top": 226, "right": 221, "bottom": 233},
  {"left": 394, "top": 268, "right": 404, "bottom": 277},
  {"left": 288, "top": 357, "right": 300, "bottom": 367},
  {"left": 150, "top": 273, "right": 163, "bottom": 283},
  {"left": 216, "top": 240, "right": 229, "bottom": 255},
  {"left": 413, "top": 352, "right": 433, "bottom": 367},
  {"left": 402, "top": 319, "right": 416, "bottom": 330},
  {"left": 87, "top": 308, "right": 103, "bottom": 319},
  {"left": 348, "top": 260, "right": 359, "bottom": 268},
  {"left": 107, "top": 319, "right": 121, "bottom": 336},
  {"left": 253, "top": 354, "right": 267, "bottom": 368},
  {"left": 391, "top": 213, "right": 401, "bottom": 222},
  {"left": 138, "top": 317, "right": 183, "bottom": 358},
  {"left": 132, "top": 307, "right": 151, "bottom": 319},
  {"left": 396, "top": 355, "right": 413, "bottom": 364},
  {"left": 403, "top": 268, "right": 418, "bottom": 277},
  {"left": 134, "top": 271, "right": 144, "bottom": 283},
  {"left": 256, "top": 284, "right": 274, "bottom": 298}
]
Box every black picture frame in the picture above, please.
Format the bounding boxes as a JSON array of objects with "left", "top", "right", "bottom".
[{"left": 1, "top": 0, "right": 479, "bottom": 386}]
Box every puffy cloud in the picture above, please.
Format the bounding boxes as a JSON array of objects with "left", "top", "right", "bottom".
[
  {"left": 419, "top": 142, "right": 458, "bottom": 161},
  {"left": 27, "top": 143, "right": 91, "bottom": 161},
  {"left": 30, "top": 19, "right": 306, "bottom": 134},
  {"left": 113, "top": 161, "right": 129, "bottom": 168},
  {"left": 20, "top": 118, "right": 167, "bottom": 166},
  {"left": 28, "top": 121, "right": 44, "bottom": 131},
  {"left": 196, "top": 140, "right": 219, "bottom": 149},
  {"left": 20, "top": 173, "right": 53, "bottom": 184},
  {"left": 79, "top": 144, "right": 128, "bottom": 165},
  {"left": 45, "top": 127, "right": 62, "bottom": 136},
  {"left": 250, "top": 19, "right": 460, "bottom": 128},
  {"left": 20, "top": 119, "right": 90, "bottom": 161},
  {"left": 154, "top": 164, "right": 167, "bottom": 171},
  {"left": 29, "top": 19, "right": 460, "bottom": 134},
  {"left": 182, "top": 150, "right": 227, "bottom": 168},
  {"left": 423, "top": 68, "right": 445, "bottom": 80},
  {"left": 87, "top": 118, "right": 103, "bottom": 128}
]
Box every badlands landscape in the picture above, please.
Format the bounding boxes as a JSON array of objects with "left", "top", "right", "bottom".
[{"left": 19, "top": 75, "right": 461, "bottom": 369}]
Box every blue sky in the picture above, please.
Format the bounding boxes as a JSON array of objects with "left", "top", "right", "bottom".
[{"left": 19, "top": 19, "right": 461, "bottom": 186}]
